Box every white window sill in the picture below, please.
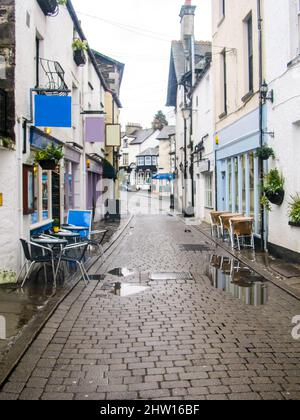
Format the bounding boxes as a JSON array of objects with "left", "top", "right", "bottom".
[{"left": 30, "top": 219, "right": 54, "bottom": 231}]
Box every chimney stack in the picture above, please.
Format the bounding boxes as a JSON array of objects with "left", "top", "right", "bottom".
[{"left": 180, "top": 0, "right": 196, "bottom": 41}]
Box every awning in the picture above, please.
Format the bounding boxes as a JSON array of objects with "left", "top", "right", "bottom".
[
  {"left": 102, "top": 159, "right": 117, "bottom": 180},
  {"left": 152, "top": 173, "right": 175, "bottom": 181}
]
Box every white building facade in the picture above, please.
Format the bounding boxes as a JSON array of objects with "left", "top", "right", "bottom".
[
  {"left": 0, "top": 0, "right": 109, "bottom": 277},
  {"left": 263, "top": 0, "right": 300, "bottom": 259}
]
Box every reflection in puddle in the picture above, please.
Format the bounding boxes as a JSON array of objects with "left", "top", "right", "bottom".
[
  {"left": 112, "top": 282, "right": 149, "bottom": 297},
  {"left": 207, "top": 255, "right": 268, "bottom": 306},
  {"left": 108, "top": 268, "right": 135, "bottom": 278}
]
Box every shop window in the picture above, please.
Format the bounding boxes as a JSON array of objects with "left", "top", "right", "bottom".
[
  {"left": 234, "top": 157, "right": 239, "bottom": 212},
  {"left": 30, "top": 166, "right": 52, "bottom": 225},
  {"left": 228, "top": 160, "right": 232, "bottom": 211},
  {"left": 242, "top": 155, "right": 246, "bottom": 213},
  {"left": 205, "top": 173, "right": 213, "bottom": 209},
  {"left": 145, "top": 156, "right": 152, "bottom": 166},
  {"left": 42, "top": 171, "right": 49, "bottom": 220},
  {"left": 31, "top": 167, "right": 39, "bottom": 225},
  {"left": 23, "top": 165, "right": 35, "bottom": 215}
]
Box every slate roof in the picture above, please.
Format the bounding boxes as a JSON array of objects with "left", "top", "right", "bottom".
[
  {"left": 156, "top": 125, "right": 176, "bottom": 140},
  {"left": 137, "top": 147, "right": 159, "bottom": 157},
  {"left": 130, "top": 129, "right": 155, "bottom": 145},
  {"left": 166, "top": 40, "right": 212, "bottom": 107}
]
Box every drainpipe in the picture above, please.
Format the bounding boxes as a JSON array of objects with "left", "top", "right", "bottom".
[{"left": 257, "top": 0, "right": 266, "bottom": 251}]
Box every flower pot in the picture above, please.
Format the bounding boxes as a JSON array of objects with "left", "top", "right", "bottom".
[
  {"left": 37, "top": 0, "right": 58, "bottom": 16},
  {"left": 37, "top": 159, "right": 58, "bottom": 170},
  {"left": 266, "top": 190, "right": 285, "bottom": 206},
  {"left": 74, "top": 49, "right": 86, "bottom": 67},
  {"left": 289, "top": 221, "right": 300, "bottom": 227}
]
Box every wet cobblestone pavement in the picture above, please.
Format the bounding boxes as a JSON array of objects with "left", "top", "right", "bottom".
[{"left": 0, "top": 214, "right": 300, "bottom": 400}]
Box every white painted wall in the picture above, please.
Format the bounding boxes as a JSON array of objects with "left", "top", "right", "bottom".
[
  {"left": 192, "top": 67, "right": 215, "bottom": 223},
  {"left": 264, "top": 0, "right": 300, "bottom": 254},
  {"left": 0, "top": 0, "right": 106, "bottom": 273}
]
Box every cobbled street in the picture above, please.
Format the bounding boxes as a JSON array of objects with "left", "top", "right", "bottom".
[{"left": 0, "top": 213, "right": 300, "bottom": 400}]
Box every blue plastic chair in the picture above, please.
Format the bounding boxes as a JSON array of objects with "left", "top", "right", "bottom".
[{"left": 66, "top": 210, "right": 93, "bottom": 239}]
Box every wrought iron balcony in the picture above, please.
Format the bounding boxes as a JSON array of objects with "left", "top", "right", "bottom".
[
  {"left": 0, "top": 89, "right": 7, "bottom": 136},
  {"left": 37, "top": 0, "right": 59, "bottom": 17},
  {"left": 36, "top": 58, "right": 69, "bottom": 94}
]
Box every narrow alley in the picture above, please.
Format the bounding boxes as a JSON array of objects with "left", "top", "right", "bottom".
[{"left": 0, "top": 213, "right": 299, "bottom": 400}]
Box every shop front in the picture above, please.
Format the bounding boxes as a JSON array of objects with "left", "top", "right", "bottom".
[
  {"left": 215, "top": 108, "right": 263, "bottom": 235},
  {"left": 27, "top": 128, "right": 62, "bottom": 235},
  {"left": 86, "top": 156, "right": 103, "bottom": 216},
  {"left": 63, "top": 145, "right": 82, "bottom": 221}
]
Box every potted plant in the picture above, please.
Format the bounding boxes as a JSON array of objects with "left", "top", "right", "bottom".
[
  {"left": 53, "top": 218, "right": 60, "bottom": 233},
  {"left": 35, "top": 143, "right": 64, "bottom": 170},
  {"left": 72, "top": 39, "right": 88, "bottom": 66},
  {"left": 0, "top": 137, "right": 15, "bottom": 151},
  {"left": 256, "top": 145, "right": 275, "bottom": 160},
  {"left": 37, "top": 0, "right": 67, "bottom": 16},
  {"left": 263, "top": 168, "right": 285, "bottom": 207},
  {"left": 288, "top": 194, "right": 300, "bottom": 227}
]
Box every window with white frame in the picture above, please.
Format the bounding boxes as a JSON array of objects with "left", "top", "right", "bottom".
[
  {"left": 152, "top": 156, "right": 157, "bottom": 166},
  {"left": 123, "top": 154, "right": 129, "bottom": 166},
  {"left": 205, "top": 173, "right": 213, "bottom": 208},
  {"left": 145, "top": 156, "right": 152, "bottom": 166},
  {"left": 31, "top": 167, "right": 52, "bottom": 226},
  {"left": 137, "top": 157, "right": 144, "bottom": 166}
]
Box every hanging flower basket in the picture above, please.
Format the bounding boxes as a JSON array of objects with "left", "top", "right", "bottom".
[
  {"left": 37, "top": 0, "right": 59, "bottom": 16},
  {"left": 74, "top": 49, "right": 87, "bottom": 66},
  {"left": 37, "top": 159, "right": 58, "bottom": 170},
  {"left": 34, "top": 143, "right": 64, "bottom": 171},
  {"left": 289, "top": 221, "right": 300, "bottom": 227},
  {"left": 265, "top": 189, "right": 285, "bottom": 206},
  {"left": 256, "top": 146, "right": 275, "bottom": 160}
]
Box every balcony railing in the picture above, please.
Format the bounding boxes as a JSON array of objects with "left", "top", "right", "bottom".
[
  {"left": 0, "top": 89, "right": 7, "bottom": 136},
  {"left": 37, "top": 0, "right": 59, "bottom": 17},
  {"left": 37, "top": 58, "right": 69, "bottom": 93}
]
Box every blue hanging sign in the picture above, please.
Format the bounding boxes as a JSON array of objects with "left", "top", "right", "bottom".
[{"left": 35, "top": 95, "right": 72, "bottom": 127}]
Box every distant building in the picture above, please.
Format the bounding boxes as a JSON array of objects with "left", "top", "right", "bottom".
[{"left": 136, "top": 147, "right": 159, "bottom": 191}]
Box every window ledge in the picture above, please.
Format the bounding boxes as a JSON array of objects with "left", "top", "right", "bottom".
[
  {"left": 241, "top": 91, "right": 254, "bottom": 104},
  {"left": 30, "top": 219, "right": 53, "bottom": 231}
]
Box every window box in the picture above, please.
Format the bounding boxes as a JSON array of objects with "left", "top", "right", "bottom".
[
  {"left": 74, "top": 49, "right": 87, "bottom": 67},
  {"left": 37, "top": 0, "right": 58, "bottom": 16},
  {"left": 289, "top": 221, "right": 300, "bottom": 228}
]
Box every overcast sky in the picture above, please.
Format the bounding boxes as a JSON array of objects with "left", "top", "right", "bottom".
[{"left": 72, "top": 0, "right": 212, "bottom": 129}]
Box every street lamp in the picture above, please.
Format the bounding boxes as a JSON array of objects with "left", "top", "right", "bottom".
[
  {"left": 182, "top": 107, "right": 191, "bottom": 120},
  {"left": 260, "top": 81, "right": 274, "bottom": 103}
]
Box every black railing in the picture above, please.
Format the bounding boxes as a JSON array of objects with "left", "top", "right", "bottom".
[
  {"left": 0, "top": 89, "right": 7, "bottom": 136},
  {"left": 36, "top": 0, "right": 59, "bottom": 17},
  {"left": 37, "top": 58, "right": 69, "bottom": 93}
]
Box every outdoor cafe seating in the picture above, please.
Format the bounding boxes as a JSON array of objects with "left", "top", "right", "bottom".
[
  {"left": 17, "top": 210, "right": 108, "bottom": 288},
  {"left": 210, "top": 210, "right": 255, "bottom": 251}
]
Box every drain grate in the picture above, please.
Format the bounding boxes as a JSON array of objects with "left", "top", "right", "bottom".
[
  {"left": 149, "top": 272, "right": 193, "bottom": 281},
  {"left": 179, "top": 244, "right": 212, "bottom": 252}
]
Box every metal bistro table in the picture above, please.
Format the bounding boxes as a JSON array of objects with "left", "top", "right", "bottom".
[
  {"left": 31, "top": 237, "right": 68, "bottom": 283},
  {"left": 53, "top": 231, "right": 81, "bottom": 243},
  {"left": 61, "top": 225, "right": 89, "bottom": 238}
]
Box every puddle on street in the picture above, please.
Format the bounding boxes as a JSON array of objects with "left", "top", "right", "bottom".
[
  {"left": 0, "top": 269, "right": 66, "bottom": 352},
  {"left": 112, "top": 282, "right": 149, "bottom": 297},
  {"left": 206, "top": 255, "right": 268, "bottom": 306},
  {"left": 108, "top": 268, "right": 135, "bottom": 278}
]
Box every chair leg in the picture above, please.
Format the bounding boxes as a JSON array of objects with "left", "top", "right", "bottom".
[
  {"left": 77, "top": 262, "right": 88, "bottom": 286},
  {"left": 16, "top": 262, "right": 27, "bottom": 284},
  {"left": 237, "top": 235, "right": 241, "bottom": 252},
  {"left": 43, "top": 264, "right": 48, "bottom": 283},
  {"left": 82, "top": 264, "right": 91, "bottom": 283},
  {"left": 21, "top": 261, "right": 35, "bottom": 288},
  {"left": 51, "top": 260, "right": 56, "bottom": 288},
  {"left": 55, "top": 257, "right": 62, "bottom": 279}
]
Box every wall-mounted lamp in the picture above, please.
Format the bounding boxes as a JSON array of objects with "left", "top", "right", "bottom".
[
  {"left": 260, "top": 81, "right": 274, "bottom": 103},
  {"left": 44, "top": 127, "right": 52, "bottom": 135},
  {"left": 181, "top": 107, "right": 192, "bottom": 121}
]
